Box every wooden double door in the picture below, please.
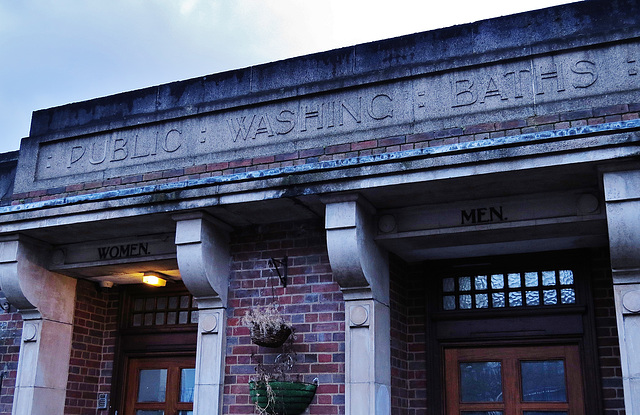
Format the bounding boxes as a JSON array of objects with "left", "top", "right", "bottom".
[
  {"left": 123, "top": 356, "right": 196, "bottom": 415},
  {"left": 445, "top": 345, "right": 585, "bottom": 415}
]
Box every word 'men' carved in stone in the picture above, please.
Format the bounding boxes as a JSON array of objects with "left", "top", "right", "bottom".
[
  {"left": 97, "top": 243, "right": 150, "bottom": 260},
  {"left": 461, "top": 206, "right": 506, "bottom": 225},
  {"left": 451, "top": 59, "right": 598, "bottom": 107},
  {"left": 67, "top": 129, "right": 182, "bottom": 169},
  {"left": 226, "top": 94, "right": 394, "bottom": 142}
]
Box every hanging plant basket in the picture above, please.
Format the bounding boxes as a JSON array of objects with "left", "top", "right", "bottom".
[
  {"left": 250, "top": 324, "right": 292, "bottom": 348},
  {"left": 249, "top": 380, "right": 317, "bottom": 415}
]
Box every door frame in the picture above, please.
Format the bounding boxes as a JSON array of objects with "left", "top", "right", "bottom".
[
  {"left": 123, "top": 355, "right": 196, "bottom": 415},
  {"left": 444, "top": 344, "right": 585, "bottom": 414},
  {"left": 111, "top": 283, "right": 198, "bottom": 415},
  {"left": 422, "top": 250, "right": 603, "bottom": 415}
]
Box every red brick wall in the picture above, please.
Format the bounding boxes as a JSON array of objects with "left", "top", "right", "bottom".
[
  {"left": 0, "top": 292, "right": 21, "bottom": 415},
  {"left": 64, "top": 280, "right": 119, "bottom": 415},
  {"left": 11, "top": 103, "right": 640, "bottom": 205},
  {"left": 592, "top": 254, "right": 626, "bottom": 415},
  {"left": 224, "top": 220, "right": 345, "bottom": 415},
  {"left": 390, "top": 260, "right": 429, "bottom": 415}
]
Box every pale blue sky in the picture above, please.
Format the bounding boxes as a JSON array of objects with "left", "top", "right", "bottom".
[{"left": 0, "top": 0, "right": 576, "bottom": 153}]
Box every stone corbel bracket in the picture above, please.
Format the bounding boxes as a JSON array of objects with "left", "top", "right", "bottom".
[
  {"left": 0, "top": 234, "right": 76, "bottom": 322},
  {"left": 173, "top": 212, "right": 232, "bottom": 308},
  {"left": 324, "top": 194, "right": 389, "bottom": 304}
]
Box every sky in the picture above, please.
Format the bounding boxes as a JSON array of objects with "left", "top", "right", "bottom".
[{"left": 0, "top": 0, "right": 577, "bottom": 153}]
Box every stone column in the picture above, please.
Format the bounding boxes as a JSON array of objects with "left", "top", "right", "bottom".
[
  {"left": 324, "top": 195, "right": 391, "bottom": 415},
  {"left": 0, "top": 235, "right": 77, "bottom": 415},
  {"left": 603, "top": 169, "right": 640, "bottom": 414},
  {"left": 174, "top": 212, "right": 231, "bottom": 415}
]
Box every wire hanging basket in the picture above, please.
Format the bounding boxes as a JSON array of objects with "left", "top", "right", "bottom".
[{"left": 250, "top": 323, "right": 293, "bottom": 348}]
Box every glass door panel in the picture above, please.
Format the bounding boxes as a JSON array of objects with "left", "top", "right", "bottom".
[
  {"left": 520, "top": 360, "right": 567, "bottom": 402},
  {"left": 138, "top": 369, "right": 167, "bottom": 402},
  {"left": 124, "top": 357, "right": 195, "bottom": 415},
  {"left": 460, "top": 361, "right": 503, "bottom": 402},
  {"left": 445, "top": 346, "right": 584, "bottom": 415}
]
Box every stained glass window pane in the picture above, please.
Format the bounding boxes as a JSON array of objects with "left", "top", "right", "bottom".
[
  {"left": 134, "top": 299, "right": 144, "bottom": 311},
  {"left": 168, "top": 296, "right": 179, "bottom": 309},
  {"left": 136, "top": 411, "right": 164, "bottom": 415},
  {"left": 524, "top": 272, "right": 538, "bottom": 287},
  {"left": 492, "top": 292, "right": 505, "bottom": 308},
  {"left": 463, "top": 413, "right": 504, "bottom": 415},
  {"left": 476, "top": 294, "right": 489, "bottom": 308},
  {"left": 179, "top": 311, "right": 189, "bottom": 324},
  {"left": 525, "top": 291, "right": 540, "bottom": 306},
  {"left": 509, "top": 291, "right": 523, "bottom": 307},
  {"left": 561, "top": 288, "right": 576, "bottom": 304},
  {"left": 460, "top": 295, "right": 472, "bottom": 309},
  {"left": 167, "top": 312, "right": 177, "bottom": 324},
  {"left": 521, "top": 360, "right": 567, "bottom": 402},
  {"left": 155, "top": 313, "right": 165, "bottom": 325},
  {"left": 144, "top": 313, "right": 153, "bottom": 326},
  {"left": 491, "top": 274, "right": 504, "bottom": 289},
  {"left": 156, "top": 297, "right": 167, "bottom": 309},
  {"left": 542, "top": 271, "right": 556, "bottom": 286},
  {"left": 133, "top": 314, "right": 142, "bottom": 326},
  {"left": 191, "top": 310, "right": 199, "bottom": 323},
  {"left": 475, "top": 275, "right": 488, "bottom": 290},
  {"left": 180, "top": 296, "right": 191, "bottom": 308},
  {"left": 559, "top": 270, "right": 574, "bottom": 285},
  {"left": 523, "top": 412, "right": 566, "bottom": 415},
  {"left": 145, "top": 298, "right": 155, "bottom": 310},
  {"left": 460, "top": 362, "right": 503, "bottom": 402},
  {"left": 443, "top": 278, "right": 455, "bottom": 292},
  {"left": 138, "top": 369, "right": 167, "bottom": 402},
  {"left": 508, "top": 273, "right": 521, "bottom": 288},
  {"left": 543, "top": 290, "right": 558, "bottom": 305},
  {"left": 178, "top": 412, "right": 194, "bottom": 415},
  {"left": 459, "top": 277, "right": 472, "bottom": 291}
]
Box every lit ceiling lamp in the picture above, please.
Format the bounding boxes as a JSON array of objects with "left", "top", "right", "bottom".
[{"left": 142, "top": 272, "right": 168, "bottom": 287}]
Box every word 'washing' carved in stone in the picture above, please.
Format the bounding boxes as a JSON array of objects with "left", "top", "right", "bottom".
[{"left": 226, "top": 94, "right": 393, "bottom": 142}]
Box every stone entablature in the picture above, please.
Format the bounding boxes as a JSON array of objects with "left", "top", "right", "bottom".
[
  {"left": 13, "top": 1, "right": 640, "bottom": 196},
  {"left": 5, "top": 110, "right": 639, "bottom": 219}
]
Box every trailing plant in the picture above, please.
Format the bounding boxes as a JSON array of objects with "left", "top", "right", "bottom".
[
  {"left": 242, "top": 303, "right": 293, "bottom": 347},
  {"left": 249, "top": 336, "right": 317, "bottom": 415}
]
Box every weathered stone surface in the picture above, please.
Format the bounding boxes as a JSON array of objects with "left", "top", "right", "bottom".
[
  {"left": 13, "top": 1, "right": 640, "bottom": 193},
  {"left": 0, "top": 151, "right": 17, "bottom": 206}
]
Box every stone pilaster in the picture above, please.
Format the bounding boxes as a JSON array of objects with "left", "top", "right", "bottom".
[
  {"left": 324, "top": 195, "right": 391, "bottom": 415},
  {"left": 174, "top": 212, "right": 231, "bottom": 415},
  {"left": 0, "top": 235, "right": 77, "bottom": 415},
  {"left": 603, "top": 169, "right": 640, "bottom": 414}
]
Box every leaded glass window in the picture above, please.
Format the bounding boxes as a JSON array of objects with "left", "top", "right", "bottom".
[{"left": 441, "top": 270, "right": 576, "bottom": 311}]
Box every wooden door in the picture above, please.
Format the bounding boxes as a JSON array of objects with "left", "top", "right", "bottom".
[
  {"left": 444, "top": 345, "right": 585, "bottom": 415},
  {"left": 124, "top": 356, "right": 196, "bottom": 415}
]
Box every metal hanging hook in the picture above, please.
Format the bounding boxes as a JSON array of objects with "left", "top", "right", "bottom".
[{"left": 268, "top": 256, "right": 288, "bottom": 288}]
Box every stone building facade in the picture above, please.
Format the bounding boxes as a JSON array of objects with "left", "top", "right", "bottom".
[{"left": 0, "top": 1, "right": 639, "bottom": 414}]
